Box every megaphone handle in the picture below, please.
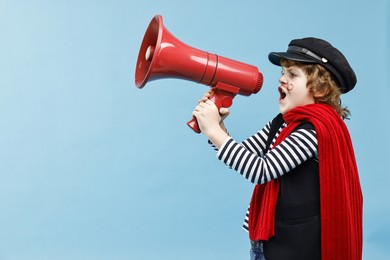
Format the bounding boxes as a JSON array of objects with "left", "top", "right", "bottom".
[
  {"left": 187, "top": 88, "right": 236, "bottom": 134},
  {"left": 187, "top": 116, "right": 201, "bottom": 133}
]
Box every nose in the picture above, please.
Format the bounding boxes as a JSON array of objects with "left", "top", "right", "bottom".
[{"left": 279, "top": 74, "right": 287, "bottom": 86}]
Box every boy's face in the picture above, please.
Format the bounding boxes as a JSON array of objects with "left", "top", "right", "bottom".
[{"left": 278, "top": 65, "right": 314, "bottom": 114}]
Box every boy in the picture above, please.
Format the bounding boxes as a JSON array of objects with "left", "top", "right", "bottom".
[{"left": 192, "top": 37, "right": 363, "bottom": 260}]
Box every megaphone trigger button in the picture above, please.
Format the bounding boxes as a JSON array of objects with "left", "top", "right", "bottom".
[{"left": 221, "top": 97, "right": 233, "bottom": 108}]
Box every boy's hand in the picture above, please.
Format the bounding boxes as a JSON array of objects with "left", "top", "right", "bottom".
[
  {"left": 192, "top": 98, "right": 230, "bottom": 148},
  {"left": 192, "top": 99, "right": 221, "bottom": 136},
  {"left": 199, "top": 90, "right": 230, "bottom": 123}
]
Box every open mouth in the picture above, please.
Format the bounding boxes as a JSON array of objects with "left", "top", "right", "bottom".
[{"left": 278, "top": 87, "right": 287, "bottom": 100}]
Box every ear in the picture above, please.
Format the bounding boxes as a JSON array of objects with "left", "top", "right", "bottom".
[{"left": 313, "top": 86, "right": 330, "bottom": 98}]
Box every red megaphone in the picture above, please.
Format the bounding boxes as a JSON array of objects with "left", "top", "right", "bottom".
[{"left": 135, "top": 15, "right": 263, "bottom": 133}]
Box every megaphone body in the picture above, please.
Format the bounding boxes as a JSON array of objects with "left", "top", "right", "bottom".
[{"left": 135, "top": 15, "right": 263, "bottom": 133}]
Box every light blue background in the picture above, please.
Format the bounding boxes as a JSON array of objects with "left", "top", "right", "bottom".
[{"left": 0, "top": 0, "right": 389, "bottom": 259}]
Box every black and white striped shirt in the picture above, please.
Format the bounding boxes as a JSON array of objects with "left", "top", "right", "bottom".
[{"left": 210, "top": 118, "right": 318, "bottom": 231}]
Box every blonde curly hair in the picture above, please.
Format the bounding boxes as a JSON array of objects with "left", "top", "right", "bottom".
[{"left": 281, "top": 59, "right": 350, "bottom": 119}]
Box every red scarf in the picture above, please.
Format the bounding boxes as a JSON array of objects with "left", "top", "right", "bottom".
[{"left": 248, "top": 104, "right": 363, "bottom": 259}]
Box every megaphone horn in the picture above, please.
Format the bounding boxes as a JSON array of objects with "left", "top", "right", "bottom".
[{"left": 135, "top": 15, "right": 264, "bottom": 133}]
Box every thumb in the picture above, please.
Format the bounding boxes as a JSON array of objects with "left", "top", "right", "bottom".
[{"left": 219, "top": 107, "right": 230, "bottom": 115}]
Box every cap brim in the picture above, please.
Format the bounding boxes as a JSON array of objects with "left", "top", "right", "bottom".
[{"left": 268, "top": 52, "right": 317, "bottom": 66}]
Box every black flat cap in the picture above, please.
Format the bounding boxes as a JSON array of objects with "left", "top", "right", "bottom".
[{"left": 268, "top": 37, "right": 357, "bottom": 93}]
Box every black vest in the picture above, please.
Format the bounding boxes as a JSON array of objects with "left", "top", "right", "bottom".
[{"left": 263, "top": 114, "right": 321, "bottom": 260}]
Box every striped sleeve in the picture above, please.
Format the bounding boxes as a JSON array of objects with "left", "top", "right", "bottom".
[
  {"left": 209, "top": 120, "right": 273, "bottom": 156},
  {"left": 241, "top": 121, "right": 272, "bottom": 157},
  {"left": 217, "top": 127, "right": 318, "bottom": 184}
]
